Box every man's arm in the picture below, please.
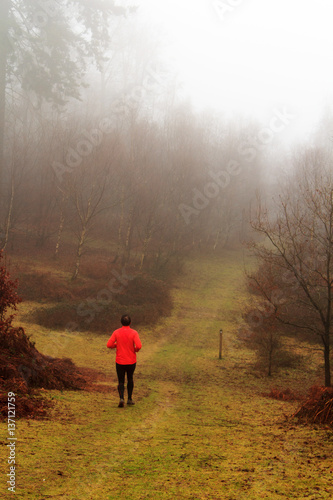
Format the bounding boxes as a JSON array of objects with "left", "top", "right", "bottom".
[
  {"left": 133, "top": 332, "right": 142, "bottom": 352},
  {"left": 107, "top": 332, "right": 117, "bottom": 349}
]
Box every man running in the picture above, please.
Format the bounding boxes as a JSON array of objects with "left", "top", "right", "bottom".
[{"left": 107, "top": 314, "right": 142, "bottom": 408}]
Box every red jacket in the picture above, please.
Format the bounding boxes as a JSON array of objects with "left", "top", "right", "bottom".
[{"left": 107, "top": 326, "right": 142, "bottom": 365}]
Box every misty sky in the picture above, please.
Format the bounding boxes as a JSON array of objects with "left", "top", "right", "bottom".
[{"left": 135, "top": 0, "right": 333, "bottom": 143}]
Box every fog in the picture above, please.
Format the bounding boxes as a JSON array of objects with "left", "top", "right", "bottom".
[
  {"left": 1, "top": 0, "right": 333, "bottom": 271},
  {"left": 139, "top": 0, "right": 333, "bottom": 141}
]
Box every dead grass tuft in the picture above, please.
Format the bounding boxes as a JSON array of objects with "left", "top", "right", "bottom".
[{"left": 292, "top": 385, "right": 333, "bottom": 426}]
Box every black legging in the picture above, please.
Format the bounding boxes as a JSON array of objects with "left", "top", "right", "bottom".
[{"left": 116, "top": 363, "right": 136, "bottom": 399}]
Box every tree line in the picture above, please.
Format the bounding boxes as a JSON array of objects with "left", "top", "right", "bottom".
[{"left": 1, "top": 98, "right": 264, "bottom": 277}]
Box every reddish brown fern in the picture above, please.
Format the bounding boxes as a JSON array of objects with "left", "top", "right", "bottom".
[{"left": 293, "top": 386, "right": 333, "bottom": 426}]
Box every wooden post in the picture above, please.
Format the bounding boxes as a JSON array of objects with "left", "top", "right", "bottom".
[{"left": 219, "top": 329, "right": 223, "bottom": 359}]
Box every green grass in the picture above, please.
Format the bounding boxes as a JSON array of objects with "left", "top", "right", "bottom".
[{"left": 1, "top": 250, "right": 333, "bottom": 499}]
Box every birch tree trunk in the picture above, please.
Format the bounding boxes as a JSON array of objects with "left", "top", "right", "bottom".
[
  {"left": 122, "top": 207, "right": 134, "bottom": 266},
  {"left": 54, "top": 192, "right": 67, "bottom": 259},
  {"left": 71, "top": 193, "right": 92, "bottom": 281},
  {"left": 72, "top": 225, "right": 87, "bottom": 281},
  {"left": 140, "top": 225, "right": 153, "bottom": 271}
]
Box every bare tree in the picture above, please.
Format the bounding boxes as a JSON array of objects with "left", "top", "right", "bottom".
[
  {"left": 69, "top": 158, "right": 111, "bottom": 281},
  {"left": 248, "top": 147, "right": 333, "bottom": 387}
]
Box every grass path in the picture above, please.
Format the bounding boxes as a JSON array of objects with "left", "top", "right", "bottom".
[{"left": 1, "top": 252, "right": 333, "bottom": 499}]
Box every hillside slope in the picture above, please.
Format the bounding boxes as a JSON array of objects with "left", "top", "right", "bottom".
[{"left": 0, "top": 252, "right": 332, "bottom": 499}]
